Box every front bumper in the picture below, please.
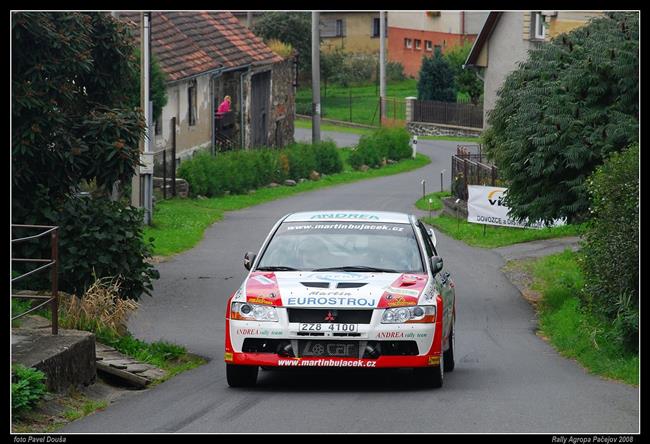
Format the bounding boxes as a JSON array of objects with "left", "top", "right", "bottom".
[{"left": 225, "top": 316, "right": 441, "bottom": 369}]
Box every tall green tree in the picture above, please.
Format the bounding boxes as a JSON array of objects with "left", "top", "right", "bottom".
[
  {"left": 417, "top": 48, "right": 456, "bottom": 102},
  {"left": 128, "top": 48, "right": 168, "bottom": 121},
  {"left": 444, "top": 41, "right": 483, "bottom": 104},
  {"left": 12, "top": 12, "right": 158, "bottom": 299},
  {"left": 253, "top": 12, "right": 311, "bottom": 75},
  {"left": 484, "top": 12, "right": 639, "bottom": 224}
]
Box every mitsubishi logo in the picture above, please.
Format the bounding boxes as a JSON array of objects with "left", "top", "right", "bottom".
[{"left": 324, "top": 311, "right": 336, "bottom": 322}]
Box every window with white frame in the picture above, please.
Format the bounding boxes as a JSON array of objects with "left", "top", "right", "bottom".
[
  {"left": 404, "top": 38, "right": 412, "bottom": 49},
  {"left": 414, "top": 39, "right": 421, "bottom": 50},
  {"left": 533, "top": 12, "right": 546, "bottom": 40},
  {"left": 425, "top": 40, "right": 432, "bottom": 51}
]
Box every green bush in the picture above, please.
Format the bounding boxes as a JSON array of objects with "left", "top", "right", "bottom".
[
  {"left": 579, "top": 144, "right": 639, "bottom": 351},
  {"left": 286, "top": 143, "right": 318, "bottom": 180},
  {"left": 386, "top": 61, "right": 406, "bottom": 82},
  {"left": 178, "top": 142, "right": 344, "bottom": 197},
  {"left": 12, "top": 365, "right": 47, "bottom": 416},
  {"left": 349, "top": 127, "right": 412, "bottom": 169},
  {"left": 312, "top": 141, "right": 344, "bottom": 175},
  {"left": 13, "top": 195, "right": 159, "bottom": 300}
]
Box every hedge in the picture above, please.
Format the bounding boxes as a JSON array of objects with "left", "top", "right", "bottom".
[
  {"left": 177, "top": 141, "right": 343, "bottom": 198},
  {"left": 579, "top": 143, "right": 639, "bottom": 352},
  {"left": 349, "top": 127, "right": 412, "bottom": 169}
]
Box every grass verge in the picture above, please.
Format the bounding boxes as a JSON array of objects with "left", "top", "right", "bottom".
[
  {"left": 511, "top": 250, "right": 638, "bottom": 385},
  {"left": 12, "top": 389, "right": 109, "bottom": 433},
  {"left": 144, "top": 152, "right": 431, "bottom": 257},
  {"left": 415, "top": 191, "right": 451, "bottom": 212},
  {"left": 421, "top": 213, "right": 586, "bottom": 248}
]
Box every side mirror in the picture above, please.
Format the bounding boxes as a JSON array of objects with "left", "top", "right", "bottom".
[
  {"left": 244, "top": 252, "right": 256, "bottom": 271},
  {"left": 430, "top": 256, "right": 444, "bottom": 275},
  {"left": 427, "top": 228, "right": 437, "bottom": 248}
]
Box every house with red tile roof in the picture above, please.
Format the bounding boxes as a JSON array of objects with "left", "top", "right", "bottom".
[{"left": 117, "top": 11, "right": 296, "bottom": 162}]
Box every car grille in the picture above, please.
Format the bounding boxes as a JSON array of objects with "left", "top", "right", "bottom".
[{"left": 287, "top": 309, "right": 373, "bottom": 324}]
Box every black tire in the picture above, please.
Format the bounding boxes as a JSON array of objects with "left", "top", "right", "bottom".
[
  {"left": 413, "top": 354, "right": 443, "bottom": 389},
  {"left": 444, "top": 322, "right": 455, "bottom": 373},
  {"left": 226, "top": 364, "right": 258, "bottom": 387}
]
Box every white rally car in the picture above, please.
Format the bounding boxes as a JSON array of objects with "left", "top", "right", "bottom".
[{"left": 224, "top": 211, "right": 456, "bottom": 388}]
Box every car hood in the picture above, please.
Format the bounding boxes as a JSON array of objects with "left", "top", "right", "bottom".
[{"left": 240, "top": 271, "right": 430, "bottom": 309}]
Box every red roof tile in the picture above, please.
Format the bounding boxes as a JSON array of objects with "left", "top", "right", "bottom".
[{"left": 119, "top": 11, "right": 283, "bottom": 82}]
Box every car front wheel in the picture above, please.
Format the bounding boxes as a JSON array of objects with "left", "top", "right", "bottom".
[
  {"left": 444, "top": 322, "right": 455, "bottom": 372},
  {"left": 226, "top": 364, "right": 258, "bottom": 387}
]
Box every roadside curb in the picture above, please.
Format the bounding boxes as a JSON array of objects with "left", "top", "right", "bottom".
[{"left": 95, "top": 343, "right": 166, "bottom": 389}]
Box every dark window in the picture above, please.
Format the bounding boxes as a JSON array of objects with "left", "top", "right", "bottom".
[
  {"left": 188, "top": 79, "right": 197, "bottom": 126},
  {"left": 154, "top": 118, "right": 162, "bottom": 135},
  {"left": 372, "top": 17, "right": 387, "bottom": 38},
  {"left": 336, "top": 19, "right": 344, "bottom": 37},
  {"left": 372, "top": 18, "right": 380, "bottom": 37}
]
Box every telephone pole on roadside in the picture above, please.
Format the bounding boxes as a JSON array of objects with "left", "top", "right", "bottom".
[
  {"left": 311, "top": 11, "right": 321, "bottom": 143},
  {"left": 379, "top": 11, "right": 386, "bottom": 121}
]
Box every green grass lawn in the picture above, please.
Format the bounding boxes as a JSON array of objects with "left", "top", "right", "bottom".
[
  {"left": 297, "top": 80, "right": 416, "bottom": 125},
  {"left": 421, "top": 213, "right": 586, "bottom": 248},
  {"left": 526, "top": 250, "right": 638, "bottom": 385},
  {"left": 415, "top": 191, "right": 451, "bottom": 212},
  {"left": 144, "top": 151, "right": 431, "bottom": 257}
]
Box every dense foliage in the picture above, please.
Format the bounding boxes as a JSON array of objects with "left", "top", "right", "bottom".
[
  {"left": 349, "top": 127, "right": 412, "bottom": 169},
  {"left": 12, "top": 12, "right": 159, "bottom": 300},
  {"left": 416, "top": 48, "right": 456, "bottom": 102},
  {"left": 484, "top": 12, "right": 639, "bottom": 224},
  {"left": 579, "top": 144, "right": 639, "bottom": 351},
  {"left": 253, "top": 12, "right": 311, "bottom": 75},
  {"left": 127, "top": 49, "right": 168, "bottom": 121},
  {"left": 178, "top": 142, "right": 343, "bottom": 197},
  {"left": 11, "top": 365, "right": 47, "bottom": 416},
  {"left": 444, "top": 41, "right": 483, "bottom": 104}
]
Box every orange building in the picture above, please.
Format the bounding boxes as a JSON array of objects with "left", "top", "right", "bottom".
[{"left": 388, "top": 11, "right": 488, "bottom": 78}]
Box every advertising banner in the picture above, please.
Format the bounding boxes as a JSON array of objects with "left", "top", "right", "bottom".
[{"left": 467, "top": 185, "right": 566, "bottom": 229}]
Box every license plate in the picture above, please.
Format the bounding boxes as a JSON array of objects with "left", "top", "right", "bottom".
[{"left": 299, "top": 323, "right": 358, "bottom": 333}]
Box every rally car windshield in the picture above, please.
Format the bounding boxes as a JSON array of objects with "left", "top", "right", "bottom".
[{"left": 256, "top": 221, "right": 425, "bottom": 273}]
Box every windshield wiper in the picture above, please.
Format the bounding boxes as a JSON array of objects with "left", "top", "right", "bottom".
[
  {"left": 256, "top": 266, "right": 300, "bottom": 271},
  {"left": 312, "top": 266, "right": 399, "bottom": 273}
]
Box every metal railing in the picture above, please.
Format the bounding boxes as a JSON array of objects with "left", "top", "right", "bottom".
[
  {"left": 11, "top": 224, "right": 59, "bottom": 335},
  {"left": 451, "top": 144, "right": 498, "bottom": 201},
  {"left": 413, "top": 99, "right": 483, "bottom": 129}
]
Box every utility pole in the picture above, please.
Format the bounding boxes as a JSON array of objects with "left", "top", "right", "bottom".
[
  {"left": 379, "top": 11, "right": 386, "bottom": 120},
  {"left": 311, "top": 11, "right": 321, "bottom": 143},
  {"left": 134, "top": 12, "right": 154, "bottom": 225}
]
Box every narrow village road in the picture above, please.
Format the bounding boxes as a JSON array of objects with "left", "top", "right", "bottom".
[{"left": 63, "top": 129, "right": 639, "bottom": 433}]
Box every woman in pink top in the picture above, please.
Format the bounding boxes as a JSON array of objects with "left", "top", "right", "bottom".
[{"left": 216, "top": 95, "right": 231, "bottom": 117}]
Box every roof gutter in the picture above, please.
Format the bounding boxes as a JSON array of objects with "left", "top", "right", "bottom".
[{"left": 464, "top": 11, "right": 502, "bottom": 69}]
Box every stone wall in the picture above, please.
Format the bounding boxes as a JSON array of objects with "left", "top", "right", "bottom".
[
  {"left": 407, "top": 121, "right": 482, "bottom": 138},
  {"left": 442, "top": 196, "right": 468, "bottom": 219},
  {"left": 269, "top": 57, "right": 296, "bottom": 148}
]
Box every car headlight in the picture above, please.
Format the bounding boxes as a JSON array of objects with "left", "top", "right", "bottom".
[
  {"left": 231, "top": 302, "right": 278, "bottom": 322},
  {"left": 381, "top": 305, "right": 436, "bottom": 324}
]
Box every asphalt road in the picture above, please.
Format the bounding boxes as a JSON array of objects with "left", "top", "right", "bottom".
[{"left": 63, "top": 129, "right": 639, "bottom": 433}]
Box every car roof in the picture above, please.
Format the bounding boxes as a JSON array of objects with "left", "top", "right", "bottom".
[{"left": 283, "top": 211, "right": 413, "bottom": 224}]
